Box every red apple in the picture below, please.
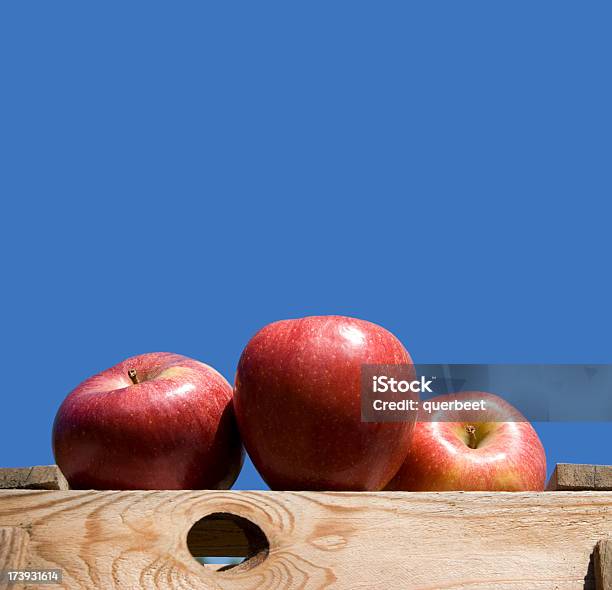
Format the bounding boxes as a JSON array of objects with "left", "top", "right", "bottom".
[
  {"left": 233, "top": 315, "right": 416, "bottom": 490},
  {"left": 386, "top": 391, "right": 546, "bottom": 491},
  {"left": 52, "top": 352, "right": 244, "bottom": 490}
]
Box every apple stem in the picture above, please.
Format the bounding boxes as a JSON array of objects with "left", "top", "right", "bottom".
[
  {"left": 466, "top": 425, "right": 477, "bottom": 449},
  {"left": 128, "top": 369, "right": 140, "bottom": 385}
]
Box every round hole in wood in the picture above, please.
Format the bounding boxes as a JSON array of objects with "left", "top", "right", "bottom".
[{"left": 187, "top": 512, "right": 269, "bottom": 573}]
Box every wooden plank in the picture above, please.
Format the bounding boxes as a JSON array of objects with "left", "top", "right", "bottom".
[
  {"left": 1, "top": 490, "right": 612, "bottom": 589},
  {"left": 0, "top": 466, "right": 68, "bottom": 491},
  {"left": 0, "top": 527, "right": 30, "bottom": 590},
  {"left": 548, "top": 464, "right": 612, "bottom": 491},
  {"left": 596, "top": 539, "right": 612, "bottom": 590}
]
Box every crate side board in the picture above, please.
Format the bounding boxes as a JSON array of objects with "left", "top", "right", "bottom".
[
  {"left": 1, "top": 490, "right": 612, "bottom": 590},
  {"left": 0, "top": 466, "right": 68, "bottom": 491},
  {"left": 548, "top": 463, "right": 612, "bottom": 491}
]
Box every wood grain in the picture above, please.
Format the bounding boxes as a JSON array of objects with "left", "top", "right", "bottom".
[
  {"left": 0, "top": 527, "right": 30, "bottom": 590},
  {"left": 0, "top": 466, "right": 68, "bottom": 491},
  {"left": 596, "top": 539, "right": 612, "bottom": 590},
  {"left": 1, "top": 489, "right": 611, "bottom": 589}
]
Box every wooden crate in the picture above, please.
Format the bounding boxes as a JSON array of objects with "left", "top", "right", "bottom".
[{"left": 1, "top": 464, "right": 612, "bottom": 589}]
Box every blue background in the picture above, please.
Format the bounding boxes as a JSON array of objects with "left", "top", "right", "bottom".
[{"left": 1, "top": 3, "right": 610, "bottom": 490}]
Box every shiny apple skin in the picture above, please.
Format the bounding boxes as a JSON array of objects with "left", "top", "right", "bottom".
[
  {"left": 52, "top": 352, "right": 244, "bottom": 490},
  {"left": 386, "top": 391, "right": 546, "bottom": 491},
  {"left": 233, "top": 316, "right": 416, "bottom": 491}
]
